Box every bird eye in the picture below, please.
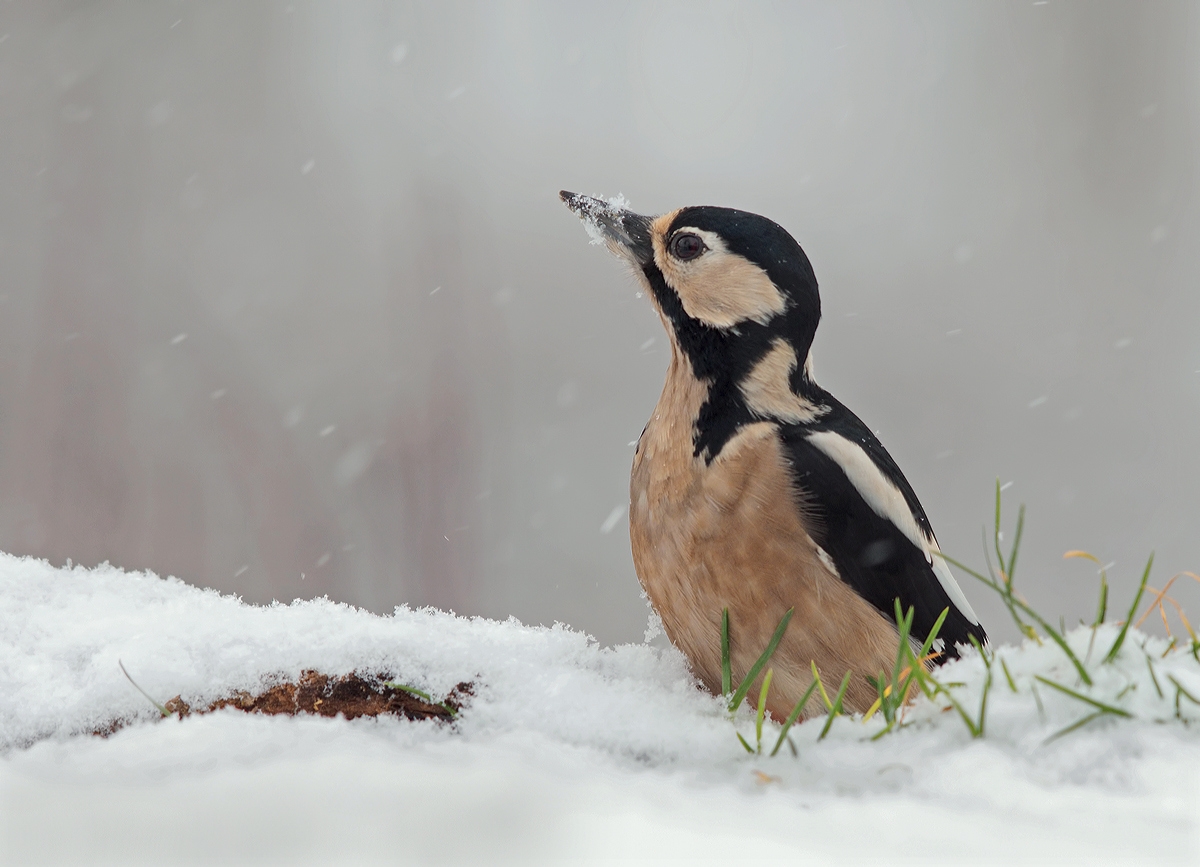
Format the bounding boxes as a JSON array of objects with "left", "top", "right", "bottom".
[{"left": 670, "top": 232, "right": 706, "bottom": 261}]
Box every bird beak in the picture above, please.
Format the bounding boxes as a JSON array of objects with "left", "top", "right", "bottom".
[{"left": 560, "top": 191, "right": 654, "bottom": 266}]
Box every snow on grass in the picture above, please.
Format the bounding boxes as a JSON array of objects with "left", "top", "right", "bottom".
[{"left": 1, "top": 551, "right": 1198, "bottom": 865}]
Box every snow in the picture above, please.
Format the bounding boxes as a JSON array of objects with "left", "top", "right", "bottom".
[
  {"left": 568, "top": 192, "right": 633, "bottom": 247},
  {"left": 2, "top": 552, "right": 1199, "bottom": 865}
]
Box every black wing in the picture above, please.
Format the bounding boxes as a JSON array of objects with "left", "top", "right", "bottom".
[{"left": 778, "top": 399, "right": 986, "bottom": 658}]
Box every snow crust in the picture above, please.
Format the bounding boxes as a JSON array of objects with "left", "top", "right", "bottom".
[{"left": 2, "top": 552, "right": 1198, "bottom": 864}]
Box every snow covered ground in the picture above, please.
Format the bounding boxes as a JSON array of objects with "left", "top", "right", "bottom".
[{"left": 1, "top": 552, "right": 1198, "bottom": 865}]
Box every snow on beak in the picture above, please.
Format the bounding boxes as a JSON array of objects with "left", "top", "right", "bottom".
[{"left": 560, "top": 191, "right": 654, "bottom": 266}]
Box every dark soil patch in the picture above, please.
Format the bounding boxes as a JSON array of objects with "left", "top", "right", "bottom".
[{"left": 96, "top": 672, "right": 473, "bottom": 736}]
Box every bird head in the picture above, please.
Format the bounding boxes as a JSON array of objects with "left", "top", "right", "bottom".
[{"left": 561, "top": 191, "right": 823, "bottom": 411}]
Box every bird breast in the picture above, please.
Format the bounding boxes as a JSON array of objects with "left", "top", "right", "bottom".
[{"left": 629, "top": 352, "right": 905, "bottom": 718}]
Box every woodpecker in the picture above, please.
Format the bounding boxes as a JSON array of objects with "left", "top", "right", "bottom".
[{"left": 561, "top": 192, "right": 986, "bottom": 719}]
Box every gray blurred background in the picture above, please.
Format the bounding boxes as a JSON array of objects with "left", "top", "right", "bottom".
[{"left": 1, "top": 0, "right": 1198, "bottom": 646}]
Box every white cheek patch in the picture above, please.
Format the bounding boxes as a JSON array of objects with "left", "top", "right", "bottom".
[
  {"left": 806, "top": 430, "right": 981, "bottom": 626},
  {"left": 652, "top": 227, "right": 787, "bottom": 329}
]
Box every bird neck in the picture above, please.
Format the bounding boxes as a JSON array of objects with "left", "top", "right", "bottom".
[{"left": 663, "top": 327, "right": 819, "bottom": 463}]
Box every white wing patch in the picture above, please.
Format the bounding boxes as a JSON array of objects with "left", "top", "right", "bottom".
[
  {"left": 806, "top": 430, "right": 981, "bottom": 626},
  {"left": 927, "top": 536, "right": 981, "bottom": 626}
]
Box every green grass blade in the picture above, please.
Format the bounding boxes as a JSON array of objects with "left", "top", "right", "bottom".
[
  {"left": 770, "top": 680, "right": 819, "bottom": 757},
  {"left": 1144, "top": 653, "right": 1163, "bottom": 698},
  {"left": 817, "top": 670, "right": 853, "bottom": 741},
  {"left": 917, "top": 606, "right": 950, "bottom": 663},
  {"left": 721, "top": 608, "right": 732, "bottom": 696},
  {"left": 1093, "top": 571, "right": 1109, "bottom": 627},
  {"left": 1007, "top": 504, "right": 1026, "bottom": 586},
  {"left": 986, "top": 491, "right": 1042, "bottom": 639},
  {"left": 869, "top": 719, "right": 898, "bottom": 741},
  {"left": 1030, "top": 681, "right": 1046, "bottom": 722},
  {"left": 811, "top": 661, "right": 832, "bottom": 710},
  {"left": 727, "top": 608, "right": 794, "bottom": 712},
  {"left": 981, "top": 527, "right": 999, "bottom": 584},
  {"left": 384, "top": 681, "right": 432, "bottom": 702},
  {"left": 1044, "top": 709, "right": 1106, "bottom": 744},
  {"left": 891, "top": 599, "right": 915, "bottom": 686},
  {"left": 867, "top": 673, "right": 893, "bottom": 725},
  {"left": 1104, "top": 553, "right": 1154, "bottom": 664},
  {"left": 1000, "top": 657, "right": 1017, "bottom": 693},
  {"left": 1085, "top": 623, "right": 1099, "bottom": 665},
  {"left": 755, "top": 668, "right": 774, "bottom": 753},
  {"left": 119, "top": 660, "right": 170, "bottom": 718},
  {"left": 1033, "top": 675, "right": 1132, "bottom": 717},
  {"left": 898, "top": 607, "right": 947, "bottom": 709},
  {"left": 383, "top": 682, "right": 458, "bottom": 716},
  {"left": 993, "top": 478, "right": 1006, "bottom": 577},
  {"left": 1168, "top": 675, "right": 1200, "bottom": 708},
  {"left": 925, "top": 674, "right": 981, "bottom": 737},
  {"left": 735, "top": 731, "right": 754, "bottom": 754},
  {"left": 937, "top": 550, "right": 1092, "bottom": 686},
  {"left": 968, "top": 635, "right": 993, "bottom": 737}
]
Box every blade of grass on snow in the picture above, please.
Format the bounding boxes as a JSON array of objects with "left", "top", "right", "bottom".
[
  {"left": 770, "top": 680, "right": 819, "bottom": 757},
  {"left": 720, "top": 608, "right": 732, "bottom": 697},
  {"left": 1103, "top": 553, "right": 1154, "bottom": 664},
  {"left": 727, "top": 608, "right": 794, "bottom": 713},
  {"left": 118, "top": 660, "right": 170, "bottom": 718},
  {"left": 817, "top": 670, "right": 852, "bottom": 741}
]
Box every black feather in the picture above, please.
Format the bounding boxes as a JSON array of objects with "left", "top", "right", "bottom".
[{"left": 778, "top": 401, "right": 987, "bottom": 657}]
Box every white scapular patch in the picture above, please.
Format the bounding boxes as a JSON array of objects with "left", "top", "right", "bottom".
[{"left": 806, "top": 430, "right": 981, "bottom": 626}]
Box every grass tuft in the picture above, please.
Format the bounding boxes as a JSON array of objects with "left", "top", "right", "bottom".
[
  {"left": 719, "top": 607, "right": 847, "bottom": 754},
  {"left": 937, "top": 481, "right": 1093, "bottom": 685},
  {"left": 864, "top": 600, "right": 948, "bottom": 738},
  {"left": 715, "top": 482, "right": 1198, "bottom": 757}
]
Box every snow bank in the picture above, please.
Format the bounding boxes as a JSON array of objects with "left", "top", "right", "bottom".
[{"left": 1, "top": 552, "right": 1198, "bottom": 865}]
